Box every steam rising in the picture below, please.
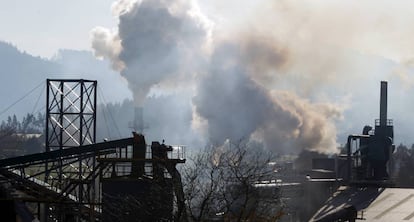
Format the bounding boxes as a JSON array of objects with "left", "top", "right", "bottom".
[
  {"left": 193, "top": 43, "right": 341, "bottom": 153},
  {"left": 91, "top": 0, "right": 344, "bottom": 154},
  {"left": 92, "top": 0, "right": 208, "bottom": 105},
  {"left": 91, "top": 27, "right": 123, "bottom": 71}
]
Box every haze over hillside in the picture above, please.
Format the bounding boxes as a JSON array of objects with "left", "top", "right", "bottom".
[
  {"left": 1, "top": 38, "right": 414, "bottom": 153},
  {"left": 0, "top": 41, "right": 130, "bottom": 117},
  {"left": 0, "top": 41, "right": 200, "bottom": 148}
]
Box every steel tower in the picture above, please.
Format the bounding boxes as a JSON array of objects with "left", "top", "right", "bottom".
[{"left": 45, "top": 79, "right": 97, "bottom": 221}]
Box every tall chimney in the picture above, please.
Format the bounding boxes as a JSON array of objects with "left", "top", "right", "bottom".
[
  {"left": 379, "top": 81, "right": 387, "bottom": 126},
  {"left": 134, "top": 106, "right": 144, "bottom": 133}
]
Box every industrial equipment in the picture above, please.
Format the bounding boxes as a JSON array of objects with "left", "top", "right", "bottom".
[
  {"left": 0, "top": 79, "right": 186, "bottom": 222},
  {"left": 309, "top": 81, "right": 414, "bottom": 222},
  {"left": 345, "top": 81, "right": 395, "bottom": 184}
]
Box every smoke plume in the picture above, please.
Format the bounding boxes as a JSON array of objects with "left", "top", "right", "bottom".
[
  {"left": 92, "top": 0, "right": 209, "bottom": 106},
  {"left": 91, "top": 0, "right": 345, "bottom": 154},
  {"left": 193, "top": 42, "right": 341, "bottom": 154}
]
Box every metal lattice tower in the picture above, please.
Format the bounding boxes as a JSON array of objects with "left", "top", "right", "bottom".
[
  {"left": 46, "top": 79, "right": 97, "bottom": 150},
  {"left": 0, "top": 79, "right": 187, "bottom": 221},
  {"left": 45, "top": 79, "right": 97, "bottom": 220}
]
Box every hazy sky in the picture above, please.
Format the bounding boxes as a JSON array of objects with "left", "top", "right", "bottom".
[
  {"left": 0, "top": 0, "right": 116, "bottom": 58},
  {"left": 2, "top": 0, "right": 414, "bottom": 148},
  {"left": 2, "top": 0, "right": 414, "bottom": 62}
]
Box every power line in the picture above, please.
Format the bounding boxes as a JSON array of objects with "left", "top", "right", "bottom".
[
  {"left": 0, "top": 81, "right": 44, "bottom": 118},
  {"left": 100, "top": 102, "right": 112, "bottom": 139},
  {"left": 97, "top": 85, "right": 122, "bottom": 138},
  {"left": 31, "top": 82, "right": 45, "bottom": 114}
]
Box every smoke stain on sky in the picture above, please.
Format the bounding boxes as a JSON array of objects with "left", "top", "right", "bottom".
[
  {"left": 91, "top": 0, "right": 347, "bottom": 154},
  {"left": 2, "top": 0, "right": 414, "bottom": 152}
]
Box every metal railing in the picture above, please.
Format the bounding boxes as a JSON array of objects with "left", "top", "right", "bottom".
[{"left": 375, "top": 119, "right": 393, "bottom": 126}]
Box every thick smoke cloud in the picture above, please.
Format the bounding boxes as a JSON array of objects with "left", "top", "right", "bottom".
[
  {"left": 91, "top": 0, "right": 344, "bottom": 154},
  {"left": 90, "top": 27, "right": 124, "bottom": 71},
  {"left": 193, "top": 43, "right": 276, "bottom": 144},
  {"left": 193, "top": 43, "right": 341, "bottom": 154},
  {"left": 265, "top": 91, "right": 341, "bottom": 154},
  {"left": 92, "top": 0, "right": 208, "bottom": 105}
]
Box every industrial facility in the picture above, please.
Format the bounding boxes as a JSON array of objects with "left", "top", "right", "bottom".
[
  {"left": 0, "top": 79, "right": 186, "bottom": 221},
  {"left": 1, "top": 79, "right": 414, "bottom": 222},
  {"left": 310, "top": 81, "right": 414, "bottom": 221}
]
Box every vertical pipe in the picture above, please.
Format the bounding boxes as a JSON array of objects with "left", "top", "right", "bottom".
[
  {"left": 135, "top": 107, "right": 144, "bottom": 133},
  {"left": 380, "top": 81, "right": 388, "bottom": 126},
  {"left": 347, "top": 136, "right": 353, "bottom": 183}
]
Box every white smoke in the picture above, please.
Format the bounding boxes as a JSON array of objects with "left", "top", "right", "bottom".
[
  {"left": 90, "top": 27, "right": 124, "bottom": 71},
  {"left": 193, "top": 42, "right": 342, "bottom": 154},
  {"left": 92, "top": 0, "right": 209, "bottom": 106},
  {"left": 91, "top": 0, "right": 349, "bottom": 154}
]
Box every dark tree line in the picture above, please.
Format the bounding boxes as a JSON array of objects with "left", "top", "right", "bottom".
[
  {"left": 0, "top": 113, "right": 45, "bottom": 134},
  {"left": 0, "top": 113, "right": 45, "bottom": 158},
  {"left": 392, "top": 144, "right": 414, "bottom": 187}
]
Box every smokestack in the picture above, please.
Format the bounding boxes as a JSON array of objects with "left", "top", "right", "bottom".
[
  {"left": 379, "top": 81, "right": 387, "bottom": 126},
  {"left": 91, "top": 0, "right": 343, "bottom": 154},
  {"left": 133, "top": 106, "right": 144, "bottom": 133}
]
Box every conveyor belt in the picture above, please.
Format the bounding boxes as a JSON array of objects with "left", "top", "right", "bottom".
[{"left": 0, "top": 137, "right": 133, "bottom": 168}]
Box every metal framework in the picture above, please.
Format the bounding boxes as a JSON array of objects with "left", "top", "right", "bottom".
[
  {"left": 0, "top": 79, "right": 187, "bottom": 221},
  {"left": 0, "top": 135, "right": 186, "bottom": 221},
  {"left": 0, "top": 138, "right": 133, "bottom": 221},
  {"left": 46, "top": 79, "right": 97, "bottom": 150},
  {"left": 45, "top": 79, "right": 97, "bottom": 221}
]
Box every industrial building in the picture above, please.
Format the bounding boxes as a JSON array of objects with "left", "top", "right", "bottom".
[
  {"left": 310, "top": 81, "right": 414, "bottom": 221},
  {"left": 0, "top": 79, "right": 186, "bottom": 221},
  {"left": 1, "top": 79, "right": 413, "bottom": 222}
]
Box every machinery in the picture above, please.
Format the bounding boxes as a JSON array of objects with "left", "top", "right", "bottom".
[
  {"left": 345, "top": 81, "right": 395, "bottom": 184},
  {"left": 0, "top": 79, "right": 186, "bottom": 222},
  {"left": 310, "top": 81, "right": 414, "bottom": 222},
  {"left": 0, "top": 132, "right": 186, "bottom": 221}
]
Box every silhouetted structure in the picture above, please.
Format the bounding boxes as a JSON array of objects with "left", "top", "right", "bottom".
[
  {"left": 45, "top": 79, "right": 98, "bottom": 221},
  {"left": 310, "top": 81, "right": 407, "bottom": 222},
  {"left": 0, "top": 79, "right": 186, "bottom": 222},
  {"left": 344, "top": 81, "right": 394, "bottom": 183},
  {"left": 100, "top": 133, "right": 186, "bottom": 222}
]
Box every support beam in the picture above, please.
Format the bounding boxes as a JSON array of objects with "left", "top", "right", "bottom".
[{"left": 0, "top": 138, "right": 134, "bottom": 168}]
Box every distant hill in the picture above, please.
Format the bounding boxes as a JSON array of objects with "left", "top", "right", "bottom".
[
  {"left": 0, "top": 41, "right": 130, "bottom": 120},
  {"left": 0, "top": 41, "right": 60, "bottom": 87}
]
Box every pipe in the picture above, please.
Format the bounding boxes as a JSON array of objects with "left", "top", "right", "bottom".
[{"left": 380, "top": 81, "right": 387, "bottom": 126}]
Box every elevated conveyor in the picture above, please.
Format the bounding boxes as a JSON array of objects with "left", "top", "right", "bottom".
[{"left": 0, "top": 134, "right": 186, "bottom": 221}]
